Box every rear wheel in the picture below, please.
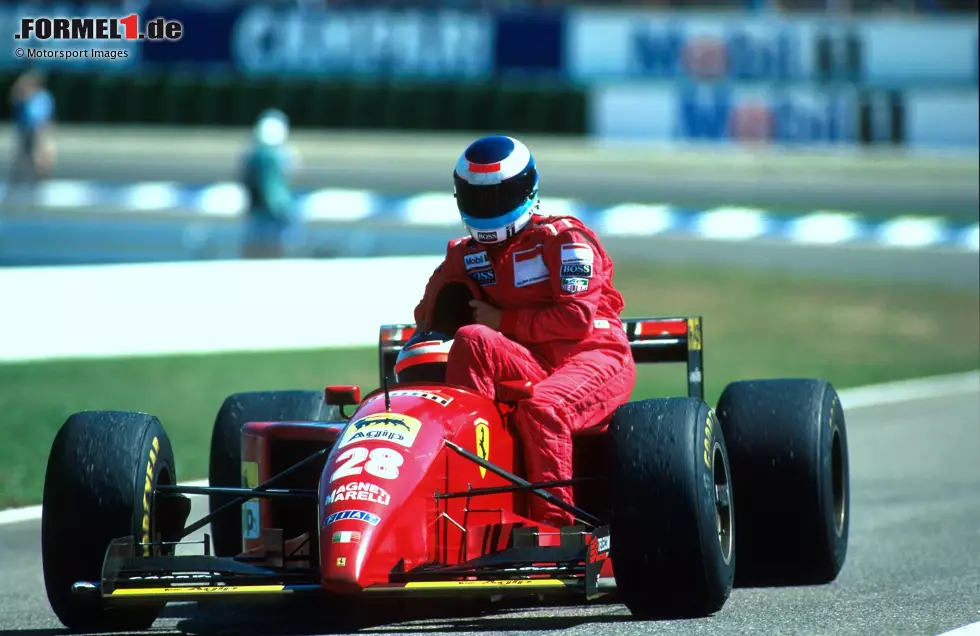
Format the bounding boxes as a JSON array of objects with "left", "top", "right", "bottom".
[
  {"left": 42, "top": 411, "right": 177, "bottom": 632},
  {"left": 609, "top": 398, "right": 735, "bottom": 619},
  {"left": 208, "top": 390, "right": 337, "bottom": 556},
  {"left": 717, "top": 378, "right": 849, "bottom": 586}
]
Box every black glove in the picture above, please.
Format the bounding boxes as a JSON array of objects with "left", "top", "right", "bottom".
[{"left": 428, "top": 282, "right": 476, "bottom": 337}]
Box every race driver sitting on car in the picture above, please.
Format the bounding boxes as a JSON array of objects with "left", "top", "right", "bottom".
[{"left": 394, "top": 135, "right": 637, "bottom": 529}]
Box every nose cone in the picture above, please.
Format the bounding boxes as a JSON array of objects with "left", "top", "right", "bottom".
[
  {"left": 319, "top": 486, "right": 389, "bottom": 588},
  {"left": 319, "top": 524, "right": 371, "bottom": 594},
  {"left": 320, "top": 472, "right": 392, "bottom": 593},
  {"left": 317, "top": 386, "right": 496, "bottom": 591},
  {"left": 317, "top": 405, "right": 444, "bottom": 590}
]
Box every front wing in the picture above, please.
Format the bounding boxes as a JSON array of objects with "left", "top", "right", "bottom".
[{"left": 98, "top": 526, "right": 615, "bottom": 604}]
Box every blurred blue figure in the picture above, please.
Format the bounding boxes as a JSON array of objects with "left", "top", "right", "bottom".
[
  {"left": 240, "top": 109, "right": 301, "bottom": 258},
  {"left": 5, "top": 68, "right": 56, "bottom": 205}
]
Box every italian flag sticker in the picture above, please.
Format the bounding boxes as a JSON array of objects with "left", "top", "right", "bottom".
[{"left": 332, "top": 531, "right": 361, "bottom": 544}]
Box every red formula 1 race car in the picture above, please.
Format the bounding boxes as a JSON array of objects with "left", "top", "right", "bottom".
[{"left": 41, "top": 317, "right": 850, "bottom": 632}]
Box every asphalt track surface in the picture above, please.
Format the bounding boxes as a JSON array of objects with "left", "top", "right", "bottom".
[
  {"left": 1, "top": 382, "right": 979, "bottom": 636},
  {"left": 1, "top": 126, "right": 978, "bottom": 217}
]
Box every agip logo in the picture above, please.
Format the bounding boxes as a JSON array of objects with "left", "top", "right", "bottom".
[{"left": 338, "top": 412, "right": 422, "bottom": 449}]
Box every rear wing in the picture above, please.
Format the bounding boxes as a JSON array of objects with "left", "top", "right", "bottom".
[{"left": 378, "top": 317, "right": 704, "bottom": 401}]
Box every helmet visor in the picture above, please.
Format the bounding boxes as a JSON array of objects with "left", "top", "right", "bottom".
[{"left": 454, "top": 169, "right": 537, "bottom": 220}]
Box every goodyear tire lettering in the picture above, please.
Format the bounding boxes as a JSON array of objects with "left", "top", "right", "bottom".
[
  {"left": 703, "top": 416, "right": 713, "bottom": 468},
  {"left": 141, "top": 436, "right": 159, "bottom": 556}
]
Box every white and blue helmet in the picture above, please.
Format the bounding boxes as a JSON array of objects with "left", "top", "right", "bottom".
[{"left": 453, "top": 136, "right": 539, "bottom": 245}]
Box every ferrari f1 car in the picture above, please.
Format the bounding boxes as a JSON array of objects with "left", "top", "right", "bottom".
[{"left": 41, "top": 316, "right": 850, "bottom": 632}]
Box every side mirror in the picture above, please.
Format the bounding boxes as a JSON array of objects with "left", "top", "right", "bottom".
[
  {"left": 325, "top": 385, "right": 361, "bottom": 406},
  {"left": 496, "top": 380, "right": 534, "bottom": 404}
]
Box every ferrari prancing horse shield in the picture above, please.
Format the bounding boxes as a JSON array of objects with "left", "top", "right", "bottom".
[{"left": 474, "top": 419, "right": 490, "bottom": 478}]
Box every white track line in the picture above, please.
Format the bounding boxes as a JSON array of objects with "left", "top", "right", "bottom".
[
  {"left": 0, "top": 506, "right": 42, "bottom": 526},
  {"left": 1, "top": 370, "right": 977, "bottom": 527},
  {"left": 839, "top": 370, "right": 979, "bottom": 411},
  {"left": 938, "top": 621, "right": 980, "bottom": 636}
]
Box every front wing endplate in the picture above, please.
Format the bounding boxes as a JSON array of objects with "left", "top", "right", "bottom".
[{"left": 585, "top": 525, "right": 611, "bottom": 601}]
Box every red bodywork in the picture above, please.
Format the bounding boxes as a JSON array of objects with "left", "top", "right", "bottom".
[
  {"left": 233, "top": 316, "right": 703, "bottom": 596},
  {"left": 240, "top": 382, "right": 614, "bottom": 593},
  {"left": 95, "top": 317, "right": 700, "bottom": 606}
]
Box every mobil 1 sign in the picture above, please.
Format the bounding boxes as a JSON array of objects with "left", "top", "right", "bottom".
[
  {"left": 678, "top": 85, "right": 857, "bottom": 144},
  {"left": 230, "top": 6, "right": 491, "bottom": 78},
  {"left": 566, "top": 10, "right": 858, "bottom": 82},
  {"left": 591, "top": 84, "right": 857, "bottom": 145}
]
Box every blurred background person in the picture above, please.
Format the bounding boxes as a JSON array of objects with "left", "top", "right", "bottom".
[
  {"left": 240, "top": 108, "right": 301, "bottom": 259},
  {"left": 5, "top": 67, "right": 56, "bottom": 207}
]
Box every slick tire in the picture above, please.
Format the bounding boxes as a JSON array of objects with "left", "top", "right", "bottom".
[
  {"left": 609, "top": 398, "right": 735, "bottom": 619},
  {"left": 208, "top": 390, "right": 337, "bottom": 556},
  {"left": 717, "top": 378, "right": 849, "bottom": 586},
  {"left": 42, "top": 411, "right": 176, "bottom": 632}
]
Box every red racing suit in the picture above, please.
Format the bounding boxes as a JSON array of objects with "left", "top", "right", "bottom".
[{"left": 414, "top": 214, "right": 637, "bottom": 527}]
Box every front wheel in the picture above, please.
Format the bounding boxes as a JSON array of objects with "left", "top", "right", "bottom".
[
  {"left": 608, "top": 397, "right": 735, "bottom": 619},
  {"left": 42, "top": 411, "right": 177, "bottom": 632}
]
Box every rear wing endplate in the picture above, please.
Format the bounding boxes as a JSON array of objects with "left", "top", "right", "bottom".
[{"left": 378, "top": 317, "right": 704, "bottom": 402}]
